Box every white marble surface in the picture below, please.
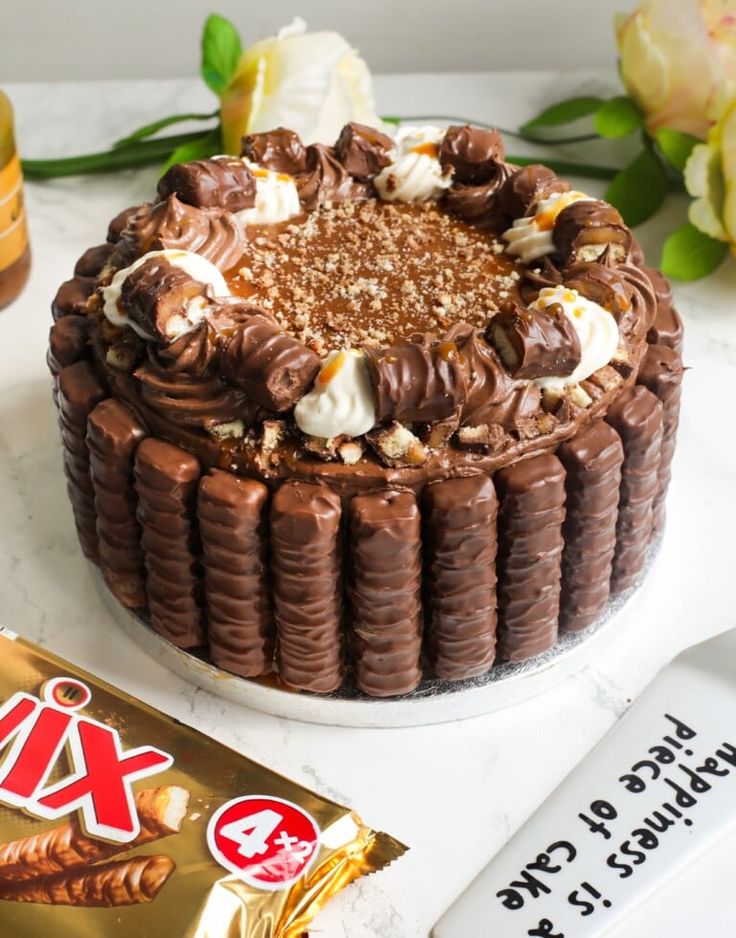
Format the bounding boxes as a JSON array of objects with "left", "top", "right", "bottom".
[{"left": 1, "top": 72, "right": 735, "bottom": 936}]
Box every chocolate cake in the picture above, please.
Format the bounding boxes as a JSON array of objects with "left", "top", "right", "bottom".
[{"left": 48, "top": 122, "right": 685, "bottom": 697}]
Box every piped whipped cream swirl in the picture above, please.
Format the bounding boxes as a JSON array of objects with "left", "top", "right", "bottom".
[
  {"left": 531, "top": 285, "right": 619, "bottom": 389},
  {"left": 294, "top": 349, "right": 376, "bottom": 438},
  {"left": 503, "top": 190, "right": 593, "bottom": 263},
  {"left": 102, "top": 249, "right": 229, "bottom": 340},
  {"left": 374, "top": 126, "right": 453, "bottom": 203},
  {"left": 236, "top": 161, "right": 301, "bottom": 225}
]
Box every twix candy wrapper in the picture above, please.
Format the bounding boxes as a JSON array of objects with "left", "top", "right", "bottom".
[{"left": 0, "top": 627, "right": 406, "bottom": 936}]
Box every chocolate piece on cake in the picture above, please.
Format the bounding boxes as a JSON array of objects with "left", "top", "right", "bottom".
[
  {"left": 636, "top": 344, "right": 684, "bottom": 537},
  {"left": 495, "top": 453, "right": 566, "bottom": 661},
  {"left": 47, "top": 315, "right": 89, "bottom": 379},
  {"left": 499, "top": 164, "right": 570, "bottom": 218},
  {"left": 605, "top": 385, "right": 663, "bottom": 592},
  {"left": 221, "top": 313, "right": 320, "bottom": 412},
  {"left": 443, "top": 161, "right": 516, "bottom": 230},
  {"left": 107, "top": 204, "right": 144, "bottom": 243},
  {"left": 198, "top": 471, "right": 274, "bottom": 677},
  {"left": 157, "top": 157, "right": 256, "bottom": 212},
  {"left": 558, "top": 420, "right": 624, "bottom": 631},
  {"left": 553, "top": 199, "right": 632, "bottom": 265},
  {"left": 271, "top": 482, "right": 344, "bottom": 693},
  {"left": 56, "top": 361, "right": 108, "bottom": 563},
  {"left": 423, "top": 475, "right": 498, "bottom": 680},
  {"left": 296, "top": 144, "right": 370, "bottom": 210},
  {"left": 334, "top": 122, "right": 394, "bottom": 181},
  {"left": 87, "top": 399, "right": 148, "bottom": 609},
  {"left": 74, "top": 242, "right": 114, "bottom": 277},
  {"left": 241, "top": 127, "right": 308, "bottom": 175},
  {"left": 121, "top": 256, "right": 209, "bottom": 343},
  {"left": 647, "top": 302, "right": 684, "bottom": 354},
  {"left": 365, "top": 336, "right": 468, "bottom": 423},
  {"left": 51, "top": 276, "right": 95, "bottom": 321},
  {"left": 487, "top": 300, "right": 581, "bottom": 379},
  {"left": 349, "top": 490, "right": 423, "bottom": 697},
  {"left": 439, "top": 124, "right": 504, "bottom": 184},
  {"left": 134, "top": 438, "right": 204, "bottom": 648}
]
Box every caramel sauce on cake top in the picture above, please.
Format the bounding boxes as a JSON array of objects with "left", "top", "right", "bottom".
[{"left": 228, "top": 200, "right": 524, "bottom": 354}]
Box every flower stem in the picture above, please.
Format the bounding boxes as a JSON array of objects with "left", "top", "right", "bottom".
[
  {"left": 384, "top": 113, "right": 600, "bottom": 145},
  {"left": 21, "top": 130, "right": 210, "bottom": 179},
  {"left": 506, "top": 154, "right": 619, "bottom": 181}
]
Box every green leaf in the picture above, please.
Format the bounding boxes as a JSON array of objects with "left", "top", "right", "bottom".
[
  {"left": 661, "top": 222, "right": 728, "bottom": 280},
  {"left": 520, "top": 96, "right": 604, "bottom": 132},
  {"left": 113, "top": 112, "right": 218, "bottom": 149},
  {"left": 594, "top": 96, "right": 642, "bottom": 138},
  {"left": 161, "top": 129, "right": 222, "bottom": 175},
  {"left": 201, "top": 14, "right": 242, "bottom": 95},
  {"left": 604, "top": 146, "right": 669, "bottom": 226},
  {"left": 655, "top": 128, "right": 700, "bottom": 172}
]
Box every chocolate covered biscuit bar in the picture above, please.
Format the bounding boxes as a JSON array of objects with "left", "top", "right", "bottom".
[
  {"left": 134, "top": 438, "right": 203, "bottom": 647},
  {"left": 558, "top": 421, "right": 624, "bottom": 631},
  {"left": 349, "top": 490, "right": 423, "bottom": 696},
  {"left": 198, "top": 470, "right": 274, "bottom": 677},
  {"left": 423, "top": 475, "right": 498, "bottom": 680},
  {"left": 495, "top": 454, "right": 566, "bottom": 660}
]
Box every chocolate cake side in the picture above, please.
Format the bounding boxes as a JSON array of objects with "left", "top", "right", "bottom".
[{"left": 48, "top": 122, "right": 685, "bottom": 697}]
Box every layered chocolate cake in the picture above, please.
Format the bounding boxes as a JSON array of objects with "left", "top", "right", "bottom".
[{"left": 48, "top": 122, "right": 685, "bottom": 697}]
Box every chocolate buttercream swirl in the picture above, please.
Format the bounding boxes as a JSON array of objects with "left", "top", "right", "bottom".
[
  {"left": 365, "top": 334, "right": 468, "bottom": 424},
  {"left": 157, "top": 157, "right": 256, "bottom": 213},
  {"left": 121, "top": 255, "right": 210, "bottom": 343},
  {"left": 443, "top": 161, "right": 517, "bottom": 230},
  {"left": 155, "top": 303, "right": 255, "bottom": 378},
  {"left": 487, "top": 300, "right": 581, "bottom": 379},
  {"left": 499, "top": 164, "right": 570, "bottom": 218},
  {"left": 241, "top": 128, "right": 308, "bottom": 175},
  {"left": 107, "top": 204, "right": 145, "bottom": 243},
  {"left": 117, "top": 196, "right": 245, "bottom": 272},
  {"left": 519, "top": 257, "right": 564, "bottom": 303},
  {"left": 334, "top": 122, "right": 395, "bottom": 181},
  {"left": 553, "top": 199, "right": 632, "bottom": 266},
  {"left": 134, "top": 345, "right": 255, "bottom": 430},
  {"left": 642, "top": 264, "right": 673, "bottom": 310},
  {"left": 221, "top": 312, "right": 321, "bottom": 412},
  {"left": 439, "top": 125, "right": 505, "bottom": 184},
  {"left": 564, "top": 258, "right": 657, "bottom": 336},
  {"left": 447, "top": 324, "right": 541, "bottom": 429},
  {"left": 296, "top": 144, "right": 371, "bottom": 211}
]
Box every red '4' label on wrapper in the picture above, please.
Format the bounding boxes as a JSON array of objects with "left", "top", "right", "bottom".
[{"left": 207, "top": 795, "right": 321, "bottom": 889}]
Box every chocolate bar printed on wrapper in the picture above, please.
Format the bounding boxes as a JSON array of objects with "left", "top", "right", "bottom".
[
  {"left": 606, "top": 385, "right": 664, "bottom": 593},
  {"left": 56, "top": 361, "right": 108, "bottom": 563},
  {"left": 423, "top": 475, "right": 498, "bottom": 680},
  {"left": 270, "top": 481, "right": 345, "bottom": 693},
  {"left": 134, "top": 437, "right": 204, "bottom": 648},
  {"left": 495, "top": 453, "right": 566, "bottom": 661},
  {"left": 198, "top": 470, "right": 275, "bottom": 678},
  {"left": 87, "top": 398, "right": 148, "bottom": 610},
  {"left": 0, "top": 630, "right": 405, "bottom": 934},
  {"left": 348, "top": 490, "right": 423, "bottom": 697},
  {"left": 558, "top": 421, "right": 624, "bottom": 632}
]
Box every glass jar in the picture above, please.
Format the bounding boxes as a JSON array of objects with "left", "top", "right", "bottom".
[{"left": 0, "top": 90, "right": 31, "bottom": 310}]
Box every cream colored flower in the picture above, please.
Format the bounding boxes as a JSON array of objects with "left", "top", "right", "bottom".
[
  {"left": 220, "top": 17, "right": 382, "bottom": 154},
  {"left": 616, "top": 0, "right": 736, "bottom": 139},
  {"left": 685, "top": 92, "right": 736, "bottom": 255}
]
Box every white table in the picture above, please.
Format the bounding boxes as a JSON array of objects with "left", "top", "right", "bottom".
[{"left": 2, "top": 71, "right": 735, "bottom": 937}]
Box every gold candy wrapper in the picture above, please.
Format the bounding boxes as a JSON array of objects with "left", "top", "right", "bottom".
[{"left": 0, "top": 627, "right": 406, "bottom": 936}]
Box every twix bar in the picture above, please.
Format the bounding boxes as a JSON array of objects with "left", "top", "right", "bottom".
[{"left": 0, "top": 627, "right": 406, "bottom": 934}]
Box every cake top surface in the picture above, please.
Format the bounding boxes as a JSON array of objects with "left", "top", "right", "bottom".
[
  {"left": 229, "top": 200, "right": 523, "bottom": 352},
  {"left": 52, "top": 120, "right": 675, "bottom": 477}
]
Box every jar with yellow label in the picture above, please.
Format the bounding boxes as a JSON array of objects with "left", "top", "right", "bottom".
[{"left": 0, "top": 91, "right": 31, "bottom": 310}]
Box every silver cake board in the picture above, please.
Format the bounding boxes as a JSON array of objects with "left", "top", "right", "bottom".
[{"left": 94, "top": 544, "right": 659, "bottom": 728}]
